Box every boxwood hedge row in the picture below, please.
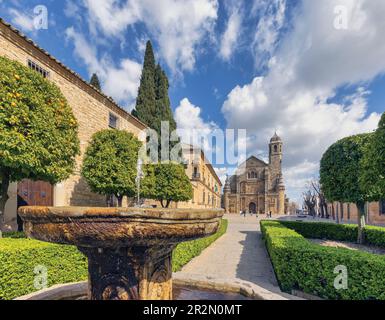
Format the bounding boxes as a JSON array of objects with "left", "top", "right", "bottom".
[
  {"left": 0, "top": 219, "right": 227, "bottom": 300},
  {"left": 0, "top": 239, "right": 88, "bottom": 300},
  {"left": 261, "top": 220, "right": 385, "bottom": 300},
  {"left": 279, "top": 220, "right": 385, "bottom": 248}
]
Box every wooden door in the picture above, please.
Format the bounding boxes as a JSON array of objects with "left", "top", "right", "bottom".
[{"left": 17, "top": 180, "right": 54, "bottom": 207}]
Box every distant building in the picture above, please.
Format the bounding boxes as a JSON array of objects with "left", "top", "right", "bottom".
[
  {"left": 223, "top": 133, "right": 286, "bottom": 215},
  {"left": 177, "top": 144, "right": 222, "bottom": 210}
]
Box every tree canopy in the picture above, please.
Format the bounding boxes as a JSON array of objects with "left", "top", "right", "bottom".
[
  {"left": 81, "top": 130, "right": 142, "bottom": 206},
  {"left": 142, "top": 163, "right": 193, "bottom": 208},
  {"left": 360, "top": 113, "right": 385, "bottom": 202},
  {"left": 320, "top": 133, "right": 373, "bottom": 243},
  {"left": 0, "top": 56, "right": 80, "bottom": 231},
  {"left": 132, "top": 41, "right": 180, "bottom": 160},
  {"left": 320, "top": 134, "right": 372, "bottom": 204},
  {"left": 133, "top": 41, "right": 157, "bottom": 130},
  {"left": 90, "top": 73, "right": 101, "bottom": 91}
]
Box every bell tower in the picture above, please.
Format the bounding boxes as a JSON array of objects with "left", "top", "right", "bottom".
[
  {"left": 269, "top": 132, "right": 285, "bottom": 215},
  {"left": 269, "top": 132, "right": 283, "bottom": 173}
]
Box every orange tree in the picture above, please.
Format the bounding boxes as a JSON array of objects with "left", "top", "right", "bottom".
[
  {"left": 320, "top": 133, "right": 373, "bottom": 244},
  {"left": 81, "top": 130, "right": 142, "bottom": 207},
  {"left": 0, "top": 57, "right": 80, "bottom": 233},
  {"left": 142, "top": 163, "right": 193, "bottom": 208}
]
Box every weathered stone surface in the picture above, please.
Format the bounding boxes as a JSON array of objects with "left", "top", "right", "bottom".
[{"left": 19, "top": 206, "right": 224, "bottom": 300}]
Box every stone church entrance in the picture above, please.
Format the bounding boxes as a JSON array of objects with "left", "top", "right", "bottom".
[{"left": 249, "top": 202, "right": 257, "bottom": 214}]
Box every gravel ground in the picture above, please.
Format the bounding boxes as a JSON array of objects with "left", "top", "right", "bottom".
[{"left": 310, "top": 239, "right": 385, "bottom": 256}]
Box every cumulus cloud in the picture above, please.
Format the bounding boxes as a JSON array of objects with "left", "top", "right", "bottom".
[
  {"left": 65, "top": 27, "right": 142, "bottom": 110},
  {"left": 80, "top": 0, "right": 218, "bottom": 75},
  {"left": 175, "top": 98, "right": 219, "bottom": 147},
  {"left": 222, "top": 0, "right": 383, "bottom": 204}
]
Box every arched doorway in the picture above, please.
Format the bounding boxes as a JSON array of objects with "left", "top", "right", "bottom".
[{"left": 249, "top": 202, "right": 257, "bottom": 214}]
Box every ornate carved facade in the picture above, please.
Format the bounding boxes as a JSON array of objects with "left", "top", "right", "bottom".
[{"left": 224, "top": 133, "right": 286, "bottom": 215}]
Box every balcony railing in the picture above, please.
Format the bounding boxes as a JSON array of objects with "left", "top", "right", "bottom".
[{"left": 192, "top": 173, "right": 201, "bottom": 180}]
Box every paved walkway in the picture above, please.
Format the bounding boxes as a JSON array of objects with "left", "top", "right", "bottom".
[{"left": 180, "top": 214, "right": 281, "bottom": 292}]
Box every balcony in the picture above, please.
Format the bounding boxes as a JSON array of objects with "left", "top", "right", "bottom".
[{"left": 192, "top": 173, "right": 201, "bottom": 181}]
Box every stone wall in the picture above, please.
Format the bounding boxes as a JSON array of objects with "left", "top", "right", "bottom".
[{"left": 329, "top": 202, "right": 385, "bottom": 226}]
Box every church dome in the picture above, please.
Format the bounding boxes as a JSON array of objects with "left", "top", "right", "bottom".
[{"left": 270, "top": 132, "right": 282, "bottom": 143}]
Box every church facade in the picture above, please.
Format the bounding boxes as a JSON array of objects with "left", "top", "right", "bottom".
[{"left": 223, "top": 133, "right": 286, "bottom": 215}]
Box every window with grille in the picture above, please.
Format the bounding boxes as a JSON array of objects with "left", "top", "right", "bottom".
[
  {"left": 28, "top": 59, "right": 50, "bottom": 78},
  {"left": 109, "top": 113, "right": 118, "bottom": 129}
]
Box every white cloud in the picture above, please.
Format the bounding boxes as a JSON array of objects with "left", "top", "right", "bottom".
[
  {"left": 213, "top": 167, "right": 231, "bottom": 186},
  {"left": 251, "top": 0, "right": 286, "bottom": 68},
  {"left": 175, "top": 98, "right": 218, "bottom": 132},
  {"left": 220, "top": 2, "right": 242, "bottom": 61},
  {"left": 175, "top": 98, "right": 220, "bottom": 158},
  {"left": 65, "top": 27, "right": 142, "bottom": 110},
  {"left": 8, "top": 8, "right": 35, "bottom": 32},
  {"left": 222, "top": 0, "right": 383, "bottom": 203},
  {"left": 80, "top": 0, "right": 218, "bottom": 74}
]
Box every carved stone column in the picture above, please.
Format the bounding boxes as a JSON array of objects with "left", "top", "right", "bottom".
[{"left": 80, "top": 244, "right": 175, "bottom": 301}]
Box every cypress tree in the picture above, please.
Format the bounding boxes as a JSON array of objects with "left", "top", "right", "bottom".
[
  {"left": 133, "top": 42, "right": 192, "bottom": 207},
  {"left": 155, "top": 64, "right": 177, "bottom": 133},
  {"left": 133, "top": 41, "right": 180, "bottom": 160},
  {"left": 134, "top": 41, "right": 157, "bottom": 128},
  {"left": 90, "top": 73, "right": 101, "bottom": 91}
]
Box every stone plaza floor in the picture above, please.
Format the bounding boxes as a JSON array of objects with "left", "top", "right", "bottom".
[{"left": 179, "top": 214, "right": 282, "bottom": 293}]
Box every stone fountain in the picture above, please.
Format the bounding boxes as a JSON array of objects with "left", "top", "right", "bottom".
[{"left": 19, "top": 206, "right": 223, "bottom": 300}]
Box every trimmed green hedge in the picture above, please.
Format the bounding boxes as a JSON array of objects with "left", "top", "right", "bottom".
[
  {"left": 3, "top": 232, "right": 26, "bottom": 239},
  {"left": 364, "top": 226, "right": 385, "bottom": 248},
  {"left": 0, "top": 239, "right": 87, "bottom": 300},
  {"left": 173, "top": 219, "right": 228, "bottom": 272},
  {"left": 279, "top": 220, "right": 385, "bottom": 248},
  {"left": 279, "top": 221, "right": 358, "bottom": 242},
  {"left": 261, "top": 220, "right": 385, "bottom": 300},
  {"left": 0, "top": 219, "right": 227, "bottom": 300}
]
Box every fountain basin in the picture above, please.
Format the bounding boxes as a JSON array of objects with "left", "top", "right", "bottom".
[{"left": 19, "top": 206, "right": 224, "bottom": 301}]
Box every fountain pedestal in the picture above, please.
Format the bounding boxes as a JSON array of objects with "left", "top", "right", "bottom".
[
  {"left": 80, "top": 245, "right": 175, "bottom": 300},
  {"left": 19, "top": 207, "right": 223, "bottom": 300}
]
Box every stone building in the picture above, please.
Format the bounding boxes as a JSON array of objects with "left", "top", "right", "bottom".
[
  {"left": 177, "top": 144, "right": 222, "bottom": 210},
  {"left": 224, "top": 133, "right": 286, "bottom": 215},
  {"left": 0, "top": 19, "right": 148, "bottom": 230}
]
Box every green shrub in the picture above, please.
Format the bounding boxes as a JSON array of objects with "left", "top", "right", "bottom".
[
  {"left": 0, "top": 239, "right": 87, "bottom": 300},
  {"left": 279, "top": 220, "right": 385, "bottom": 248},
  {"left": 279, "top": 221, "right": 358, "bottom": 242},
  {"left": 0, "top": 219, "right": 227, "bottom": 300},
  {"left": 173, "top": 219, "right": 228, "bottom": 272},
  {"left": 364, "top": 225, "right": 385, "bottom": 248},
  {"left": 3, "top": 232, "right": 26, "bottom": 239},
  {"left": 261, "top": 220, "right": 385, "bottom": 300}
]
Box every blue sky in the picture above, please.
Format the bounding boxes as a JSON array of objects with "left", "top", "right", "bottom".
[{"left": 1, "top": 0, "right": 385, "bottom": 204}]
